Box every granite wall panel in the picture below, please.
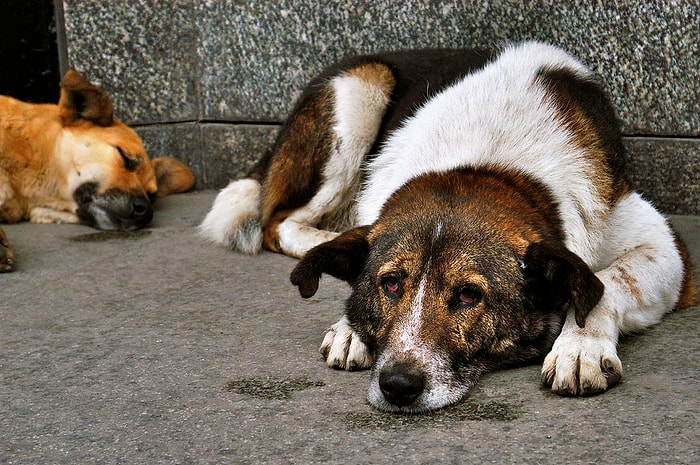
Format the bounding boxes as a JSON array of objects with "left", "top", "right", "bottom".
[
  {"left": 624, "top": 138, "right": 700, "bottom": 215},
  {"left": 200, "top": 124, "right": 279, "bottom": 188},
  {"left": 136, "top": 123, "right": 204, "bottom": 187},
  {"left": 198, "top": 1, "right": 699, "bottom": 135},
  {"left": 62, "top": 0, "right": 200, "bottom": 124},
  {"left": 63, "top": 1, "right": 699, "bottom": 135}
]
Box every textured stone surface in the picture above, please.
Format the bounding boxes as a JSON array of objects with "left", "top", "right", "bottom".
[
  {"left": 200, "top": 124, "right": 279, "bottom": 188},
  {"left": 136, "top": 124, "right": 280, "bottom": 190},
  {"left": 198, "top": 1, "right": 700, "bottom": 135},
  {"left": 136, "top": 124, "right": 204, "bottom": 189},
  {"left": 133, "top": 126, "right": 700, "bottom": 215},
  {"left": 625, "top": 138, "right": 700, "bottom": 215},
  {"left": 62, "top": 0, "right": 199, "bottom": 124}
]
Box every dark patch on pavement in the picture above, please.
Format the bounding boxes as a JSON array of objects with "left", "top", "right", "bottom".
[
  {"left": 345, "top": 399, "right": 522, "bottom": 429},
  {"left": 224, "top": 377, "right": 326, "bottom": 400},
  {"left": 69, "top": 230, "right": 152, "bottom": 242}
]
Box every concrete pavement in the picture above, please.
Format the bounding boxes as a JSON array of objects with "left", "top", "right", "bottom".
[{"left": 1, "top": 191, "right": 698, "bottom": 464}]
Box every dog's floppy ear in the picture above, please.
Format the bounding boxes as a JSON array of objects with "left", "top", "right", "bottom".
[
  {"left": 523, "top": 241, "right": 604, "bottom": 328},
  {"left": 151, "top": 157, "right": 196, "bottom": 197},
  {"left": 58, "top": 69, "right": 114, "bottom": 126},
  {"left": 290, "top": 226, "right": 372, "bottom": 298}
]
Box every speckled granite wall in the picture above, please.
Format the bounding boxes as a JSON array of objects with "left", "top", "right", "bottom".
[{"left": 59, "top": 0, "right": 698, "bottom": 214}]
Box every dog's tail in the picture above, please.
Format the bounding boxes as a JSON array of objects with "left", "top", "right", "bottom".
[
  {"left": 198, "top": 178, "right": 264, "bottom": 254},
  {"left": 199, "top": 146, "right": 276, "bottom": 254}
]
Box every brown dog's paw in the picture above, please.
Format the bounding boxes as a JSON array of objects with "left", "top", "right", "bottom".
[{"left": 0, "top": 227, "right": 14, "bottom": 272}]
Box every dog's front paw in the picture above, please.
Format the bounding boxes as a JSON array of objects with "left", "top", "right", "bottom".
[
  {"left": 320, "top": 316, "right": 373, "bottom": 371},
  {"left": 0, "top": 227, "right": 14, "bottom": 272},
  {"left": 541, "top": 333, "right": 622, "bottom": 396}
]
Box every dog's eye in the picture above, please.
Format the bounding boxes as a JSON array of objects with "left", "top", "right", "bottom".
[
  {"left": 381, "top": 275, "right": 401, "bottom": 296},
  {"left": 117, "top": 147, "right": 139, "bottom": 171},
  {"left": 456, "top": 285, "right": 482, "bottom": 308}
]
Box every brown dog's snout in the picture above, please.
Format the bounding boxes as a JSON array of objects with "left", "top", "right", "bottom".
[
  {"left": 379, "top": 362, "right": 427, "bottom": 407},
  {"left": 131, "top": 196, "right": 151, "bottom": 219}
]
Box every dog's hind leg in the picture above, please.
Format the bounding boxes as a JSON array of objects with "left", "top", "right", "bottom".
[
  {"left": 200, "top": 62, "right": 395, "bottom": 257},
  {"left": 541, "top": 192, "right": 697, "bottom": 396},
  {"left": 0, "top": 226, "right": 13, "bottom": 272},
  {"left": 266, "top": 62, "right": 396, "bottom": 258}
]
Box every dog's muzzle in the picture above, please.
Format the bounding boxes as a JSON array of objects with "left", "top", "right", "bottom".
[
  {"left": 368, "top": 350, "right": 473, "bottom": 412},
  {"left": 74, "top": 182, "right": 154, "bottom": 231},
  {"left": 378, "top": 362, "right": 427, "bottom": 408}
]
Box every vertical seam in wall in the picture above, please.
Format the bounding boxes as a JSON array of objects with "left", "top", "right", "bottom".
[
  {"left": 53, "top": 0, "right": 69, "bottom": 75},
  {"left": 198, "top": 120, "right": 207, "bottom": 186},
  {"left": 193, "top": 1, "right": 206, "bottom": 186}
]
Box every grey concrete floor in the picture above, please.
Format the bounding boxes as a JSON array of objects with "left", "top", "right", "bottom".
[{"left": 1, "top": 191, "right": 698, "bottom": 464}]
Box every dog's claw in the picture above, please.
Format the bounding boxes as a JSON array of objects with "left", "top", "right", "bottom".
[
  {"left": 601, "top": 358, "right": 622, "bottom": 387},
  {"left": 540, "top": 367, "right": 554, "bottom": 387}
]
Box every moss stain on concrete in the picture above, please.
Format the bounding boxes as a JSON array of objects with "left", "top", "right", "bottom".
[
  {"left": 345, "top": 400, "right": 522, "bottom": 429},
  {"left": 224, "top": 377, "right": 326, "bottom": 400},
  {"left": 69, "top": 230, "right": 152, "bottom": 242}
]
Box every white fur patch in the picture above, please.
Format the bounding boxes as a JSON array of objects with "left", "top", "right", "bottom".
[
  {"left": 276, "top": 219, "right": 338, "bottom": 259},
  {"left": 29, "top": 207, "right": 80, "bottom": 224},
  {"left": 198, "top": 178, "right": 263, "bottom": 254},
  {"left": 395, "top": 275, "right": 428, "bottom": 355},
  {"left": 276, "top": 73, "right": 390, "bottom": 257}
]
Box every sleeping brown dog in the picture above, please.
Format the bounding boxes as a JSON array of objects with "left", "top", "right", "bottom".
[{"left": 0, "top": 70, "right": 195, "bottom": 272}]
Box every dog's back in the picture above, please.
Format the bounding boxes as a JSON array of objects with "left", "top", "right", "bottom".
[
  {"left": 199, "top": 41, "right": 695, "bottom": 308},
  {"left": 358, "top": 42, "right": 625, "bottom": 267}
]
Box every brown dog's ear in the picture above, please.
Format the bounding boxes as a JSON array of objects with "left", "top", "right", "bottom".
[
  {"left": 290, "top": 226, "right": 372, "bottom": 298},
  {"left": 523, "top": 242, "right": 604, "bottom": 328},
  {"left": 58, "top": 69, "right": 114, "bottom": 126},
  {"left": 151, "top": 157, "right": 196, "bottom": 197}
]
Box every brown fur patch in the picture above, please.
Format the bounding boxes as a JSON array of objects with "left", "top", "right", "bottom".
[
  {"left": 0, "top": 225, "right": 14, "bottom": 272},
  {"left": 342, "top": 168, "right": 579, "bottom": 365},
  {"left": 536, "top": 68, "right": 629, "bottom": 209},
  {"left": 613, "top": 264, "right": 644, "bottom": 307},
  {"left": 59, "top": 69, "right": 114, "bottom": 127},
  {"left": 673, "top": 231, "right": 698, "bottom": 309},
  {"left": 262, "top": 209, "right": 293, "bottom": 253},
  {"left": 259, "top": 61, "right": 396, "bottom": 247},
  {"left": 152, "top": 157, "right": 195, "bottom": 197},
  {"left": 343, "top": 63, "right": 397, "bottom": 98},
  {"left": 378, "top": 167, "right": 564, "bottom": 249},
  {"left": 260, "top": 85, "right": 335, "bottom": 226}
]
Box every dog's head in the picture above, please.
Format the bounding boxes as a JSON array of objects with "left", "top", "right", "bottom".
[
  {"left": 291, "top": 170, "right": 603, "bottom": 412},
  {"left": 57, "top": 70, "right": 194, "bottom": 231}
]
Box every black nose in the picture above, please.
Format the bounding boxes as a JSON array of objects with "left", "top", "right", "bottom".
[
  {"left": 379, "top": 362, "right": 426, "bottom": 407},
  {"left": 131, "top": 196, "right": 152, "bottom": 219}
]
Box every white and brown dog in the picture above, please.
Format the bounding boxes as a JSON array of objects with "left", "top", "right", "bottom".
[
  {"left": 201, "top": 42, "right": 697, "bottom": 412},
  {"left": 0, "top": 70, "right": 195, "bottom": 272}
]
